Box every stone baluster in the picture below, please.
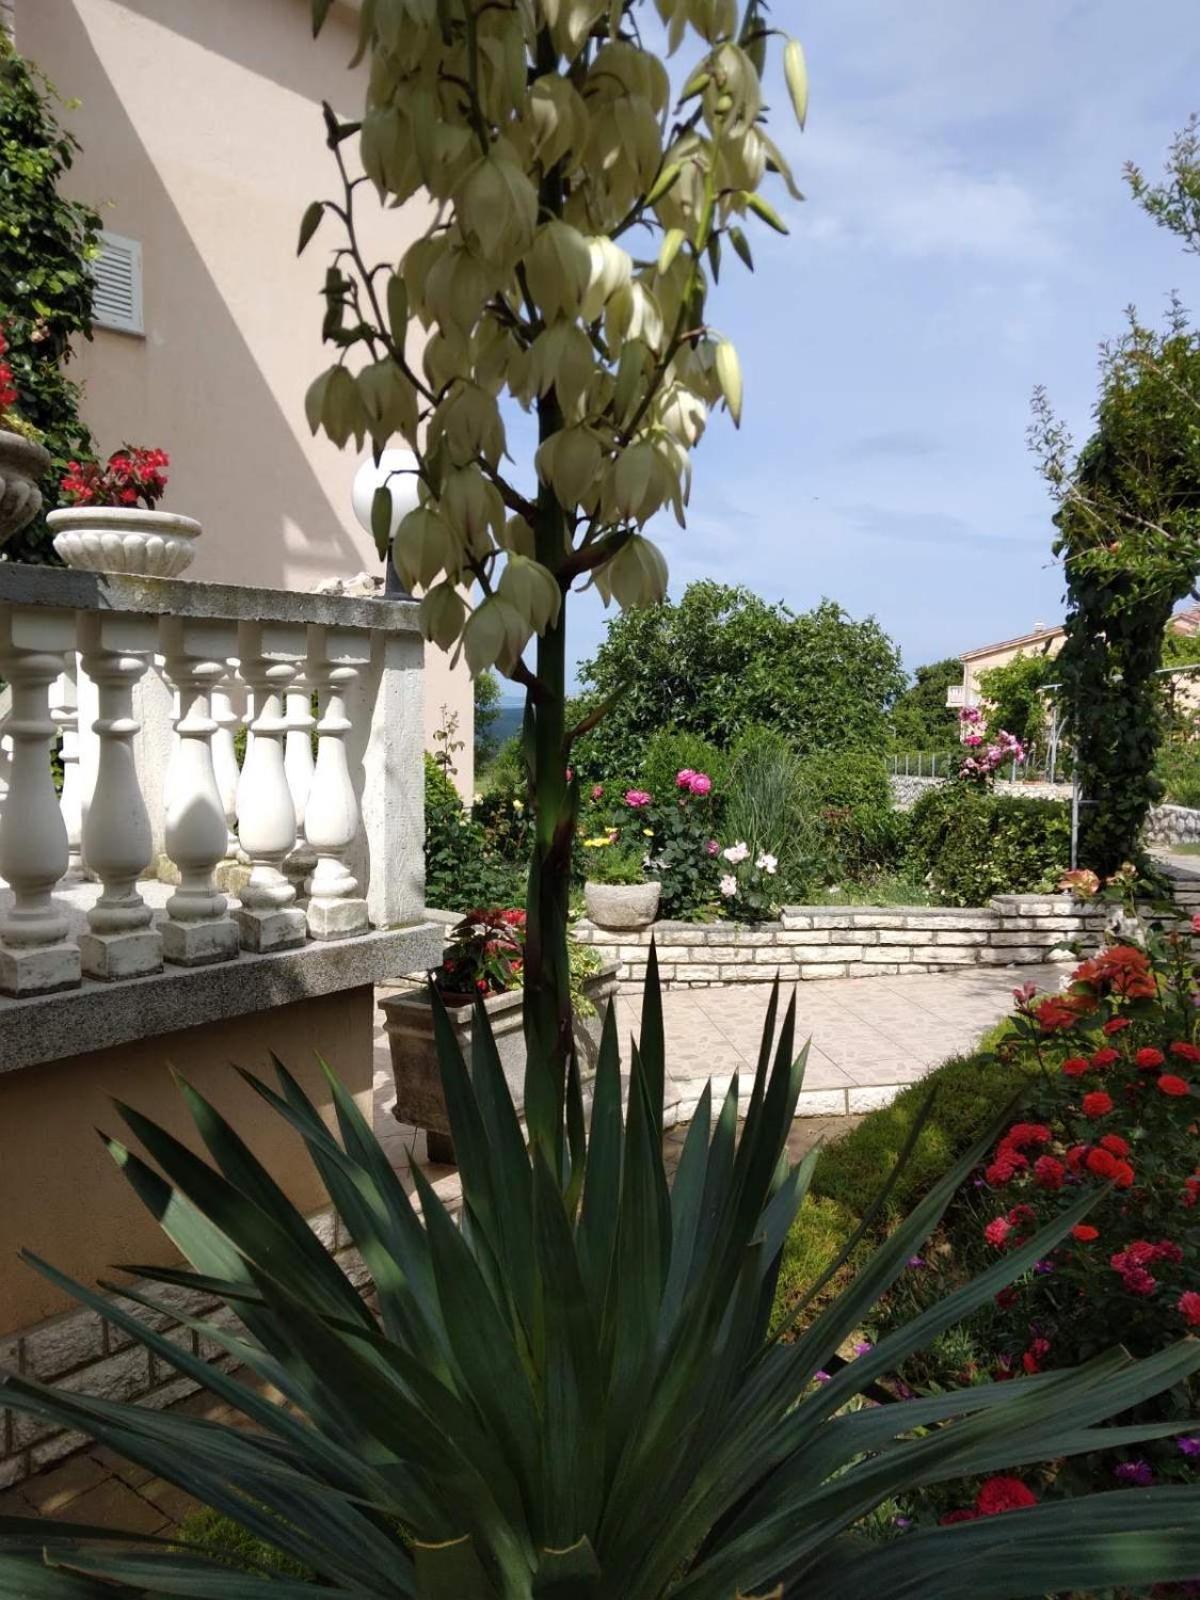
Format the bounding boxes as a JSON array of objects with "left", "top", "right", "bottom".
[
  {"left": 282, "top": 670, "right": 316, "bottom": 897},
  {"left": 49, "top": 659, "right": 84, "bottom": 884},
  {"left": 76, "top": 612, "right": 162, "bottom": 979},
  {"left": 303, "top": 626, "right": 370, "bottom": 940},
  {"left": 234, "top": 622, "right": 307, "bottom": 951},
  {"left": 159, "top": 617, "right": 240, "bottom": 966},
  {"left": 211, "top": 662, "right": 242, "bottom": 860},
  {"left": 0, "top": 606, "right": 81, "bottom": 994}
]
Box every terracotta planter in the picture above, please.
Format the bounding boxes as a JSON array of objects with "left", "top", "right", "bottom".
[
  {"left": 48, "top": 506, "right": 202, "bottom": 577},
  {"left": 0, "top": 429, "right": 51, "bottom": 547},
  {"left": 584, "top": 879, "right": 661, "bottom": 931},
  {"left": 381, "top": 964, "right": 618, "bottom": 1164}
]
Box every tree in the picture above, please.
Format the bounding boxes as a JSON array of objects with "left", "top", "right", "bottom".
[
  {"left": 974, "top": 650, "right": 1056, "bottom": 751},
  {"left": 888, "top": 656, "right": 962, "bottom": 751},
  {"left": 474, "top": 666, "right": 502, "bottom": 767},
  {"left": 1030, "top": 118, "right": 1200, "bottom": 874},
  {"left": 0, "top": 30, "right": 100, "bottom": 561},
  {"left": 574, "top": 581, "right": 905, "bottom": 778},
  {"left": 303, "top": 0, "right": 809, "bottom": 1160}
]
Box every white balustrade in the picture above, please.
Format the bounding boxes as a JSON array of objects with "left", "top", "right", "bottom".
[
  {"left": 211, "top": 662, "right": 242, "bottom": 860},
  {"left": 305, "top": 627, "right": 370, "bottom": 939},
  {"left": 0, "top": 606, "right": 81, "bottom": 994},
  {"left": 0, "top": 568, "right": 425, "bottom": 1008},
  {"left": 76, "top": 612, "right": 162, "bottom": 980},
  {"left": 49, "top": 662, "right": 84, "bottom": 884},
  {"left": 283, "top": 670, "right": 316, "bottom": 896},
  {"left": 234, "top": 622, "right": 307, "bottom": 952},
  {"left": 159, "top": 617, "right": 241, "bottom": 967}
]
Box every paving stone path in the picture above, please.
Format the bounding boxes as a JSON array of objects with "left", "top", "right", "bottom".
[{"left": 2, "top": 963, "right": 1063, "bottom": 1532}]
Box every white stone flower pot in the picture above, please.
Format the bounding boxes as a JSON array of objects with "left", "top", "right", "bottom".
[
  {"left": 0, "top": 429, "right": 51, "bottom": 547},
  {"left": 48, "top": 506, "right": 202, "bottom": 578},
  {"left": 584, "top": 880, "right": 661, "bottom": 930}
]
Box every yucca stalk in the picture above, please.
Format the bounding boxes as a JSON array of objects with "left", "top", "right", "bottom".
[{"left": 5, "top": 959, "right": 1200, "bottom": 1597}]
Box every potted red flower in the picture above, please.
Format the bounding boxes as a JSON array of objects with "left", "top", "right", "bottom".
[
  {"left": 381, "top": 908, "right": 616, "bottom": 1163},
  {"left": 48, "top": 444, "right": 202, "bottom": 577},
  {"left": 0, "top": 327, "right": 51, "bottom": 547}
]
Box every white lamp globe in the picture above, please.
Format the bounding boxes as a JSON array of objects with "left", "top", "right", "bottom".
[{"left": 351, "top": 448, "right": 421, "bottom": 543}]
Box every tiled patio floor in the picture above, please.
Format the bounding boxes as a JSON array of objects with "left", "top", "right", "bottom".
[{"left": 1, "top": 963, "right": 1062, "bottom": 1534}]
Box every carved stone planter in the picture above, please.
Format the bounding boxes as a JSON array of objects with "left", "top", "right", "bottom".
[
  {"left": 49, "top": 506, "right": 202, "bottom": 578},
  {"left": 381, "top": 964, "right": 618, "bottom": 1164},
  {"left": 584, "top": 880, "right": 661, "bottom": 930},
  {"left": 0, "top": 430, "right": 51, "bottom": 547}
]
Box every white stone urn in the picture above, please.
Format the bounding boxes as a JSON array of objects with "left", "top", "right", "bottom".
[
  {"left": 48, "top": 506, "right": 202, "bottom": 578},
  {"left": 0, "top": 429, "right": 51, "bottom": 547},
  {"left": 584, "top": 880, "right": 661, "bottom": 930}
]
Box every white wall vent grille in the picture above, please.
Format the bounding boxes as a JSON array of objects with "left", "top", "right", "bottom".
[{"left": 92, "top": 231, "right": 144, "bottom": 335}]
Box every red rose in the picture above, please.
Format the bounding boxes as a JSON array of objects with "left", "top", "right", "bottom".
[
  {"left": 1086, "top": 1147, "right": 1119, "bottom": 1178},
  {"left": 1099, "top": 1133, "right": 1131, "bottom": 1156},
  {"left": 1007, "top": 1122, "right": 1052, "bottom": 1148},
  {"left": 1170, "top": 1041, "right": 1200, "bottom": 1063},
  {"left": 1091, "top": 1048, "right": 1120, "bottom": 1069},
  {"left": 1158, "top": 1075, "right": 1191, "bottom": 1097},
  {"left": 975, "top": 1476, "right": 1038, "bottom": 1516},
  {"left": 1136, "top": 1048, "right": 1165, "bottom": 1070},
  {"left": 984, "top": 1217, "right": 1013, "bottom": 1248},
  {"left": 1033, "top": 1154, "right": 1066, "bottom": 1191},
  {"left": 1155, "top": 1239, "right": 1184, "bottom": 1265},
  {"left": 1082, "top": 1090, "right": 1114, "bottom": 1118},
  {"left": 1113, "top": 1160, "right": 1136, "bottom": 1189},
  {"left": 1061, "top": 1055, "right": 1091, "bottom": 1077},
  {"left": 1178, "top": 1291, "right": 1200, "bottom": 1327},
  {"left": 1066, "top": 1143, "right": 1089, "bottom": 1171},
  {"left": 1071, "top": 1223, "right": 1100, "bottom": 1242},
  {"left": 940, "top": 1509, "right": 980, "bottom": 1525},
  {"left": 1103, "top": 1016, "right": 1133, "bottom": 1034}
]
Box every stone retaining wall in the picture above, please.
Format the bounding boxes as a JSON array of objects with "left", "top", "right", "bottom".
[
  {"left": 889, "top": 774, "right": 1074, "bottom": 810},
  {"left": 573, "top": 885, "right": 1200, "bottom": 991},
  {"left": 1145, "top": 804, "right": 1200, "bottom": 847}
]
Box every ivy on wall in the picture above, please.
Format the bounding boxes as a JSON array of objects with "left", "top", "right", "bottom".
[{"left": 0, "top": 29, "right": 100, "bottom": 562}]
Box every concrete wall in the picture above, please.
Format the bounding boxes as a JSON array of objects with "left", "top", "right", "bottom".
[
  {"left": 14, "top": 0, "right": 474, "bottom": 796},
  {"left": 960, "top": 633, "right": 1064, "bottom": 708},
  {"left": 0, "top": 984, "right": 374, "bottom": 1335}
]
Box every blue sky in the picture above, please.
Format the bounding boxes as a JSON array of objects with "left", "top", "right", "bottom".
[{"left": 521, "top": 0, "right": 1200, "bottom": 696}]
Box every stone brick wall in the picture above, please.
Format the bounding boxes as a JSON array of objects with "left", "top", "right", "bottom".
[
  {"left": 0, "top": 1205, "right": 370, "bottom": 1490},
  {"left": 1145, "top": 805, "right": 1200, "bottom": 847},
  {"left": 574, "top": 895, "right": 1146, "bottom": 991}
]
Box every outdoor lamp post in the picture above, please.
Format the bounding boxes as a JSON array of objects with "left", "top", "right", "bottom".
[{"left": 351, "top": 448, "right": 420, "bottom": 599}]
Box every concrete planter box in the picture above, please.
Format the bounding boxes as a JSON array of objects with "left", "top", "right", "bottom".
[
  {"left": 584, "top": 880, "right": 660, "bottom": 930},
  {"left": 0, "top": 429, "right": 51, "bottom": 546},
  {"left": 381, "top": 964, "right": 619, "bottom": 1163}
]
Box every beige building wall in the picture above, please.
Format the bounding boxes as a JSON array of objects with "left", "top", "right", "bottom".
[
  {"left": 13, "top": 0, "right": 474, "bottom": 795},
  {"left": 959, "top": 627, "right": 1064, "bottom": 708}
]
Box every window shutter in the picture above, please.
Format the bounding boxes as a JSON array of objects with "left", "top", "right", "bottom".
[{"left": 92, "top": 231, "right": 144, "bottom": 335}]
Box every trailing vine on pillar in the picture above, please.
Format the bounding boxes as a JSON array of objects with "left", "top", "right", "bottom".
[{"left": 0, "top": 29, "right": 100, "bottom": 562}]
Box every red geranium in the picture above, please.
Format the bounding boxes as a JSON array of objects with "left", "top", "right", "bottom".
[
  {"left": 1033, "top": 1154, "right": 1066, "bottom": 1190},
  {"left": 975, "top": 1476, "right": 1038, "bottom": 1516},
  {"left": 1103, "top": 1016, "right": 1133, "bottom": 1035},
  {"left": 984, "top": 1217, "right": 1013, "bottom": 1248},
  {"left": 1091, "top": 1047, "right": 1121, "bottom": 1069},
  {"left": 1099, "top": 1133, "right": 1131, "bottom": 1156},
  {"left": 1071, "top": 1224, "right": 1100, "bottom": 1242},
  {"left": 0, "top": 329, "right": 17, "bottom": 414},
  {"left": 1136, "top": 1048, "right": 1165, "bottom": 1070},
  {"left": 1170, "top": 1041, "right": 1200, "bottom": 1063},
  {"left": 1158, "top": 1075, "right": 1191, "bottom": 1098},
  {"left": 1178, "top": 1291, "right": 1200, "bottom": 1327},
  {"left": 1061, "top": 1055, "right": 1091, "bottom": 1077},
  {"left": 1082, "top": 1090, "right": 1114, "bottom": 1119}
]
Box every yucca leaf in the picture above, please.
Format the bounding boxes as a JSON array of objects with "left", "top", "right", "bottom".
[
  {"left": 577, "top": 999, "right": 623, "bottom": 1314},
  {"left": 44, "top": 1549, "right": 349, "bottom": 1597},
  {"left": 532, "top": 1535, "right": 601, "bottom": 1596},
  {"left": 799, "top": 1486, "right": 1200, "bottom": 1599},
  {"left": 412, "top": 1534, "right": 499, "bottom": 1599},
  {"left": 660, "top": 1080, "right": 712, "bottom": 1337},
  {"left": 692, "top": 1071, "right": 740, "bottom": 1278},
  {"left": 469, "top": 998, "right": 536, "bottom": 1336},
  {"left": 564, "top": 1042, "right": 588, "bottom": 1219},
  {"left": 0, "top": 1555, "right": 114, "bottom": 1598},
  {"left": 639, "top": 940, "right": 665, "bottom": 1136}
]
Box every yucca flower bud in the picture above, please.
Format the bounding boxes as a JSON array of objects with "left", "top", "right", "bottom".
[
  {"left": 499, "top": 554, "right": 562, "bottom": 634},
  {"left": 524, "top": 221, "right": 593, "bottom": 320},
  {"left": 393, "top": 506, "right": 453, "bottom": 591},
  {"left": 463, "top": 595, "right": 531, "bottom": 675},
  {"left": 418, "top": 582, "right": 466, "bottom": 650},
  {"left": 582, "top": 236, "right": 633, "bottom": 322},
  {"left": 535, "top": 426, "right": 604, "bottom": 510}
]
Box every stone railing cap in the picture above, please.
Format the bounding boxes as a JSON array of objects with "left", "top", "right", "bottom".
[{"left": 0, "top": 566, "right": 421, "bottom": 635}]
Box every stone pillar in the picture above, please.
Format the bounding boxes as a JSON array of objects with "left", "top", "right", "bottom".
[
  {"left": 353, "top": 627, "right": 425, "bottom": 928},
  {"left": 76, "top": 612, "right": 162, "bottom": 980},
  {"left": 282, "top": 670, "right": 317, "bottom": 897},
  {"left": 234, "top": 622, "right": 307, "bottom": 952},
  {"left": 159, "top": 617, "right": 240, "bottom": 967},
  {"left": 49, "top": 659, "right": 84, "bottom": 884},
  {"left": 0, "top": 606, "right": 81, "bottom": 994},
  {"left": 304, "top": 627, "right": 370, "bottom": 940}
]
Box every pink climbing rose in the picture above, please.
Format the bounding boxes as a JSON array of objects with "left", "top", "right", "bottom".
[{"left": 624, "top": 789, "right": 652, "bottom": 808}]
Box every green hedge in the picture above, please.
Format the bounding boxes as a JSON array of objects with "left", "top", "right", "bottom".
[
  {"left": 904, "top": 784, "right": 1070, "bottom": 906},
  {"left": 424, "top": 754, "right": 524, "bottom": 912},
  {"left": 774, "top": 1027, "right": 1031, "bottom": 1322}
]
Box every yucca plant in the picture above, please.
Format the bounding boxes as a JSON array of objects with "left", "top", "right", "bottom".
[{"left": 5, "top": 954, "right": 1200, "bottom": 1597}]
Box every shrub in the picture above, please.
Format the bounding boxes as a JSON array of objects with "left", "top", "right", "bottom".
[
  {"left": 905, "top": 784, "right": 1070, "bottom": 906},
  {"left": 480, "top": 732, "right": 527, "bottom": 798},
  {"left": 1157, "top": 743, "right": 1200, "bottom": 809},
  {"left": 795, "top": 745, "right": 900, "bottom": 883},
  {"left": 722, "top": 726, "right": 817, "bottom": 900},
  {"left": 638, "top": 727, "right": 728, "bottom": 813},
  {"left": 424, "top": 753, "right": 524, "bottom": 912}
]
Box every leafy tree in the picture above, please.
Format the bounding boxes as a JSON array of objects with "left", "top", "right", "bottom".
[
  {"left": 1031, "top": 119, "right": 1200, "bottom": 873},
  {"left": 0, "top": 31, "right": 100, "bottom": 562},
  {"left": 888, "top": 656, "right": 962, "bottom": 751},
  {"left": 474, "top": 666, "right": 502, "bottom": 767},
  {"left": 303, "top": 0, "right": 808, "bottom": 1142},
  {"left": 574, "top": 581, "right": 905, "bottom": 778},
  {"left": 974, "top": 650, "right": 1057, "bottom": 750}
]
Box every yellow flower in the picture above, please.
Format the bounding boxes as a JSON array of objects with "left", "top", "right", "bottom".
[
  {"left": 583, "top": 836, "right": 613, "bottom": 848},
  {"left": 642, "top": 828, "right": 653, "bottom": 836}
]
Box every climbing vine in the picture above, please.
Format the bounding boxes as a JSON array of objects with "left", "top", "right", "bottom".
[{"left": 0, "top": 29, "right": 100, "bottom": 561}]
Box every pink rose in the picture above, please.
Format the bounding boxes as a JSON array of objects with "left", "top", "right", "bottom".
[
  {"left": 705, "top": 838, "right": 719, "bottom": 856},
  {"left": 676, "top": 769, "right": 697, "bottom": 788},
  {"left": 624, "top": 789, "right": 652, "bottom": 808},
  {"left": 688, "top": 772, "right": 712, "bottom": 796},
  {"left": 591, "top": 784, "right": 604, "bottom": 801}
]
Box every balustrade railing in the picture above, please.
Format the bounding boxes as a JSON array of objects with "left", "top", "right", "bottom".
[{"left": 0, "top": 567, "right": 425, "bottom": 999}]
